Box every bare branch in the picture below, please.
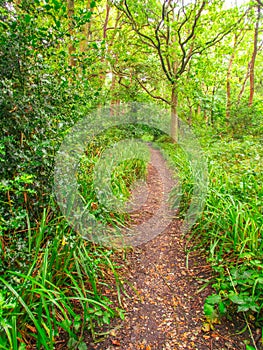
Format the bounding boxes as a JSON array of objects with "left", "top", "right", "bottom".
[
  {"left": 190, "top": 10, "right": 248, "bottom": 61},
  {"left": 177, "top": 1, "right": 206, "bottom": 76},
  {"left": 255, "top": 0, "right": 263, "bottom": 7},
  {"left": 154, "top": 1, "right": 174, "bottom": 83},
  {"left": 181, "top": 1, "right": 206, "bottom": 47},
  {"left": 122, "top": 0, "right": 157, "bottom": 48},
  {"left": 136, "top": 77, "right": 171, "bottom": 104}
]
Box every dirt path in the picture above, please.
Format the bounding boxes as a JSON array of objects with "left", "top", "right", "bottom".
[{"left": 85, "top": 146, "right": 260, "bottom": 350}]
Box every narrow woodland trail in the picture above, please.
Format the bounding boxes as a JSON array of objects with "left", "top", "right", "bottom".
[{"left": 85, "top": 147, "right": 257, "bottom": 350}]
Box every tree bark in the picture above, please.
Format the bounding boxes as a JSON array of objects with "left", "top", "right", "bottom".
[
  {"left": 110, "top": 73, "right": 118, "bottom": 116},
  {"left": 226, "top": 42, "right": 235, "bottom": 120},
  {"left": 99, "top": 2, "right": 111, "bottom": 85},
  {"left": 196, "top": 104, "right": 201, "bottom": 117},
  {"left": 237, "top": 61, "right": 250, "bottom": 104},
  {"left": 80, "top": 0, "right": 92, "bottom": 53},
  {"left": 186, "top": 96, "right": 193, "bottom": 125},
  {"left": 171, "top": 85, "right": 178, "bottom": 142},
  {"left": 249, "top": 5, "right": 260, "bottom": 107},
  {"left": 67, "top": 0, "right": 76, "bottom": 67}
]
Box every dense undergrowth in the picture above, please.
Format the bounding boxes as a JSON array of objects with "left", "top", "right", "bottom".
[
  {"left": 158, "top": 130, "right": 263, "bottom": 346},
  {"left": 1, "top": 117, "right": 262, "bottom": 348},
  {"left": 198, "top": 136, "right": 263, "bottom": 332},
  {"left": 1, "top": 1, "right": 263, "bottom": 349},
  {"left": 0, "top": 5, "right": 149, "bottom": 347},
  {"left": 0, "top": 124, "right": 150, "bottom": 349}
]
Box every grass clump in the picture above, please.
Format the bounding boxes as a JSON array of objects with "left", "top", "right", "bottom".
[
  {"left": 157, "top": 134, "right": 263, "bottom": 330},
  {"left": 0, "top": 208, "right": 124, "bottom": 349},
  {"left": 0, "top": 124, "right": 151, "bottom": 349}
]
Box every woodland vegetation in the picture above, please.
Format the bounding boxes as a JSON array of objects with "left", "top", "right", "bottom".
[{"left": 0, "top": 0, "right": 263, "bottom": 349}]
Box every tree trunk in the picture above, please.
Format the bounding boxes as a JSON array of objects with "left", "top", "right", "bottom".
[
  {"left": 249, "top": 5, "right": 260, "bottom": 107},
  {"left": 204, "top": 109, "right": 208, "bottom": 125},
  {"left": 226, "top": 43, "right": 235, "bottom": 120},
  {"left": 67, "top": 0, "right": 76, "bottom": 67},
  {"left": 99, "top": 2, "right": 111, "bottom": 87},
  {"left": 237, "top": 61, "right": 250, "bottom": 105},
  {"left": 196, "top": 104, "right": 201, "bottom": 117},
  {"left": 110, "top": 73, "right": 117, "bottom": 116},
  {"left": 171, "top": 86, "right": 179, "bottom": 142},
  {"left": 211, "top": 86, "right": 216, "bottom": 125},
  {"left": 80, "top": 0, "right": 92, "bottom": 53},
  {"left": 186, "top": 97, "right": 193, "bottom": 125}
]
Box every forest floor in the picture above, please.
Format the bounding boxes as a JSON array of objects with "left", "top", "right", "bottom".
[{"left": 82, "top": 146, "right": 261, "bottom": 350}]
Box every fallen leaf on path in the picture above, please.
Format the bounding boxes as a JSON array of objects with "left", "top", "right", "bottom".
[{"left": 111, "top": 339, "right": 121, "bottom": 346}]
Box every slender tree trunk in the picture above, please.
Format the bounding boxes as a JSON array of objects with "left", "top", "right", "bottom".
[
  {"left": 171, "top": 85, "right": 179, "bottom": 142},
  {"left": 249, "top": 5, "right": 260, "bottom": 107},
  {"left": 204, "top": 86, "right": 209, "bottom": 125},
  {"left": 67, "top": 0, "right": 76, "bottom": 67},
  {"left": 196, "top": 104, "right": 201, "bottom": 116},
  {"left": 226, "top": 32, "right": 246, "bottom": 115},
  {"left": 226, "top": 42, "right": 236, "bottom": 120},
  {"left": 211, "top": 86, "right": 216, "bottom": 125},
  {"left": 204, "top": 109, "right": 208, "bottom": 125},
  {"left": 237, "top": 61, "right": 250, "bottom": 105},
  {"left": 110, "top": 73, "right": 117, "bottom": 116},
  {"left": 186, "top": 97, "right": 193, "bottom": 125},
  {"left": 80, "top": 0, "right": 92, "bottom": 53},
  {"left": 99, "top": 2, "right": 111, "bottom": 87},
  {"left": 103, "top": 2, "right": 111, "bottom": 40}
]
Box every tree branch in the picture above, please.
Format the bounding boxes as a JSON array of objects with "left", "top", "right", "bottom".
[
  {"left": 136, "top": 77, "right": 171, "bottom": 104},
  {"left": 154, "top": 1, "right": 174, "bottom": 83},
  {"left": 255, "top": 0, "right": 263, "bottom": 7},
  {"left": 177, "top": 1, "right": 206, "bottom": 76}
]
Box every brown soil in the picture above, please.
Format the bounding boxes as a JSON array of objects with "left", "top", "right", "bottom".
[{"left": 83, "top": 147, "right": 262, "bottom": 350}]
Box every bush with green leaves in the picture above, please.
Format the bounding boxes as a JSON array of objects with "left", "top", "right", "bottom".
[
  {"left": 191, "top": 136, "right": 262, "bottom": 325},
  {"left": 0, "top": 2, "right": 131, "bottom": 347},
  {"left": 0, "top": 0, "right": 100, "bottom": 229},
  {"left": 157, "top": 131, "right": 263, "bottom": 335}
]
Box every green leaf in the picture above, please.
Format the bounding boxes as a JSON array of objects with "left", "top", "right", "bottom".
[
  {"left": 90, "top": 0, "right": 96, "bottom": 8},
  {"left": 218, "top": 302, "right": 226, "bottom": 315},
  {"left": 229, "top": 294, "right": 246, "bottom": 305},
  {"left": 68, "top": 338, "right": 78, "bottom": 348},
  {"left": 103, "top": 313, "right": 110, "bottom": 324},
  {"left": 204, "top": 303, "right": 216, "bottom": 318},
  {"left": 205, "top": 294, "right": 221, "bottom": 305},
  {"left": 237, "top": 305, "right": 250, "bottom": 312},
  {"left": 24, "top": 14, "right": 31, "bottom": 24},
  {"left": 52, "top": 0, "right": 61, "bottom": 10},
  {"left": 78, "top": 342, "right": 87, "bottom": 350}
]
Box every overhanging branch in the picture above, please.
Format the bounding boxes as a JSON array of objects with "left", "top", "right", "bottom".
[{"left": 136, "top": 77, "right": 171, "bottom": 104}]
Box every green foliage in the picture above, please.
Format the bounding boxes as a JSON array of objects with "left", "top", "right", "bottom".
[
  {"left": 0, "top": 1, "right": 126, "bottom": 347},
  {"left": 179, "top": 135, "right": 263, "bottom": 325},
  {"left": 0, "top": 0, "right": 99, "bottom": 229},
  {"left": 78, "top": 125, "right": 149, "bottom": 227},
  {"left": 0, "top": 210, "right": 122, "bottom": 348},
  {"left": 228, "top": 101, "right": 263, "bottom": 138},
  {"left": 155, "top": 139, "right": 193, "bottom": 216},
  {"left": 1, "top": 0, "right": 263, "bottom": 347},
  {"left": 0, "top": 121, "right": 153, "bottom": 347}
]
